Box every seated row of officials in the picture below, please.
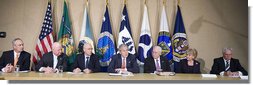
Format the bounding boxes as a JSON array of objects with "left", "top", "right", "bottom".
[{"left": 0, "top": 38, "right": 248, "bottom": 76}]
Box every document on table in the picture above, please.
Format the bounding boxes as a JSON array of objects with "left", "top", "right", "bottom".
[{"left": 201, "top": 74, "right": 217, "bottom": 78}]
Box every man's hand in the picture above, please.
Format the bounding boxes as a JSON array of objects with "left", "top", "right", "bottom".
[
  {"left": 115, "top": 68, "right": 127, "bottom": 73},
  {"left": 83, "top": 68, "right": 91, "bottom": 74},
  {"left": 224, "top": 71, "right": 239, "bottom": 76},
  {"left": 4, "top": 64, "right": 14, "bottom": 73},
  {"left": 73, "top": 68, "right": 81, "bottom": 73},
  {"left": 43, "top": 67, "right": 54, "bottom": 73}
]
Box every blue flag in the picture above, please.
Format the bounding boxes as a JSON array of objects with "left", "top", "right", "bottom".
[
  {"left": 117, "top": 5, "right": 135, "bottom": 55},
  {"left": 96, "top": 6, "right": 116, "bottom": 66},
  {"left": 157, "top": 5, "right": 173, "bottom": 60},
  {"left": 172, "top": 6, "right": 189, "bottom": 62},
  {"left": 137, "top": 4, "right": 153, "bottom": 63}
]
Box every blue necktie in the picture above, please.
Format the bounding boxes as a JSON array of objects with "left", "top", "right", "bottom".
[{"left": 85, "top": 57, "right": 89, "bottom": 69}]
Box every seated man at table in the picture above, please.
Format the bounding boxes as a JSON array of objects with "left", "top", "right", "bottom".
[
  {"left": 210, "top": 47, "right": 248, "bottom": 76},
  {"left": 72, "top": 43, "right": 100, "bottom": 73},
  {"left": 0, "top": 38, "right": 31, "bottom": 73},
  {"left": 144, "top": 46, "right": 170, "bottom": 73},
  {"left": 35, "top": 42, "right": 68, "bottom": 73},
  {"left": 108, "top": 44, "right": 139, "bottom": 73}
]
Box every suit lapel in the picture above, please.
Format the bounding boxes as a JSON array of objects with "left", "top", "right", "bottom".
[
  {"left": 49, "top": 52, "right": 54, "bottom": 67},
  {"left": 10, "top": 50, "right": 14, "bottom": 65},
  {"left": 118, "top": 55, "right": 122, "bottom": 68},
  {"left": 160, "top": 58, "right": 164, "bottom": 69},
  {"left": 220, "top": 58, "right": 226, "bottom": 70}
]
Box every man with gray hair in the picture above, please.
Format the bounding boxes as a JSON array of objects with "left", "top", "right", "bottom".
[
  {"left": 144, "top": 46, "right": 171, "bottom": 73},
  {"left": 210, "top": 47, "right": 248, "bottom": 76},
  {"left": 0, "top": 38, "right": 31, "bottom": 73}
]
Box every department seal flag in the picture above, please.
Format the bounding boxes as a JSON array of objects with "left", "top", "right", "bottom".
[
  {"left": 96, "top": 5, "right": 116, "bottom": 66},
  {"left": 172, "top": 5, "right": 189, "bottom": 62},
  {"left": 117, "top": 4, "right": 135, "bottom": 55},
  {"left": 137, "top": 4, "right": 153, "bottom": 63},
  {"left": 157, "top": 4, "right": 173, "bottom": 61},
  {"left": 58, "top": 1, "right": 76, "bottom": 70}
]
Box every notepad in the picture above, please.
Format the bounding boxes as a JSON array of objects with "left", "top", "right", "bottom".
[
  {"left": 240, "top": 76, "right": 248, "bottom": 80},
  {"left": 66, "top": 72, "right": 83, "bottom": 74},
  {"left": 108, "top": 73, "right": 122, "bottom": 76},
  {"left": 201, "top": 74, "right": 217, "bottom": 78}
]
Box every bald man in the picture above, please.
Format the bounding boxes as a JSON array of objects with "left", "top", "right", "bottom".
[
  {"left": 35, "top": 42, "right": 68, "bottom": 73},
  {"left": 72, "top": 43, "right": 100, "bottom": 74},
  {"left": 0, "top": 38, "right": 31, "bottom": 73},
  {"left": 144, "top": 46, "right": 171, "bottom": 73}
]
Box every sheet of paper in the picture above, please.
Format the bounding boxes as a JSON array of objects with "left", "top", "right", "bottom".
[
  {"left": 240, "top": 76, "right": 248, "bottom": 80},
  {"left": 201, "top": 74, "right": 217, "bottom": 78}
]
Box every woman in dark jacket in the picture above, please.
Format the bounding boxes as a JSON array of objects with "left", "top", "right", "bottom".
[{"left": 177, "top": 48, "right": 201, "bottom": 74}]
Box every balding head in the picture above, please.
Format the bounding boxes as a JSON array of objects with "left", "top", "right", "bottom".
[{"left": 52, "top": 42, "right": 62, "bottom": 56}]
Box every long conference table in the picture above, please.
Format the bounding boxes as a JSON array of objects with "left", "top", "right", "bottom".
[{"left": 0, "top": 71, "right": 247, "bottom": 81}]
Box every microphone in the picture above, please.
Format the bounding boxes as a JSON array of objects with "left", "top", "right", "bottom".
[{"left": 0, "top": 32, "right": 6, "bottom": 38}]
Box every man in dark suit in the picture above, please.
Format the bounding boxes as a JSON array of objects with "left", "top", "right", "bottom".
[
  {"left": 210, "top": 48, "right": 248, "bottom": 76},
  {"left": 72, "top": 43, "right": 100, "bottom": 73},
  {"left": 0, "top": 38, "right": 31, "bottom": 73},
  {"left": 35, "top": 42, "right": 68, "bottom": 73},
  {"left": 108, "top": 44, "right": 139, "bottom": 73},
  {"left": 144, "top": 46, "right": 170, "bottom": 73}
]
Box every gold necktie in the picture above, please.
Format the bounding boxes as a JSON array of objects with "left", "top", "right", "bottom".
[{"left": 14, "top": 54, "right": 19, "bottom": 67}]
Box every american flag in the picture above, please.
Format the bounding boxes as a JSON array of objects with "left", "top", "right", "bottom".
[{"left": 33, "top": 2, "right": 54, "bottom": 64}]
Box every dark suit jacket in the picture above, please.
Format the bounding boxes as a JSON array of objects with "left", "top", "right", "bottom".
[
  {"left": 176, "top": 59, "right": 200, "bottom": 74},
  {"left": 71, "top": 53, "right": 100, "bottom": 72},
  {"left": 0, "top": 50, "right": 31, "bottom": 71},
  {"left": 144, "top": 56, "right": 170, "bottom": 73},
  {"left": 210, "top": 57, "right": 248, "bottom": 75},
  {"left": 108, "top": 54, "right": 139, "bottom": 73},
  {"left": 35, "top": 52, "right": 68, "bottom": 72}
]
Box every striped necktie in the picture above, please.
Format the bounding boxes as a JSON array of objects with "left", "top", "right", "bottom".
[{"left": 225, "top": 60, "right": 230, "bottom": 71}]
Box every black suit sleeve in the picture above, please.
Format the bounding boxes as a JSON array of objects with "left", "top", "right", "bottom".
[
  {"left": 144, "top": 58, "right": 153, "bottom": 73},
  {"left": 71, "top": 55, "right": 79, "bottom": 71},
  {"left": 107, "top": 55, "right": 116, "bottom": 73},
  {"left": 234, "top": 59, "right": 248, "bottom": 75},
  {"left": 90, "top": 55, "right": 101, "bottom": 72},
  {"left": 20, "top": 52, "right": 31, "bottom": 71},
  {"left": 35, "top": 55, "right": 46, "bottom": 72},
  {"left": 0, "top": 52, "right": 7, "bottom": 70},
  {"left": 210, "top": 59, "right": 219, "bottom": 75},
  {"left": 127, "top": 56, "right": 139, "bottom": 73}
]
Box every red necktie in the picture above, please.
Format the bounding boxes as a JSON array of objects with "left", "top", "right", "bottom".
[{"left": 121, "top": 58, "right": 126, "bottom": 69}]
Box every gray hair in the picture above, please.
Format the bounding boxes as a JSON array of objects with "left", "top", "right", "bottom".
[
  {"left": 118, "top": 44, "right": 128, "bottom": 50},
  {"left": 83, "top": 43, "right": 92, "bottom": 49},
  {"left": 222, "top": 47, "right": 233, "bottom": 54},
  {"left": 12, "top": 38, "right": 22, "bottom": 46},
  {"left": 153, "top": 46, "right": 162, "bottom": 53}
]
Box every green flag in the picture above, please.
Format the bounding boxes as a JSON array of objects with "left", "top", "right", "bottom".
[{"left": 58, "top": 1, "right": 76, "bottom": 71}]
